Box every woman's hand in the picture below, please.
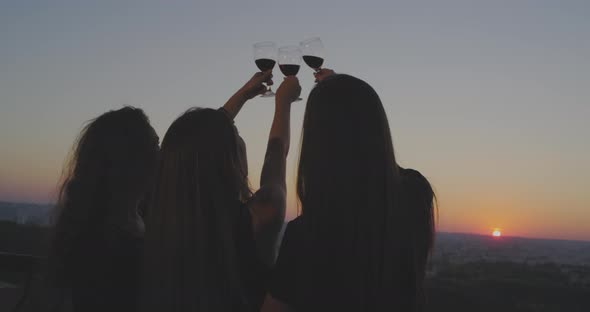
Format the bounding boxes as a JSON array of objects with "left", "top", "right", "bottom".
[
  {"left": 223, "top": 71, "right": 274, "bottom": 120},
  {"left": 314, "top": 68, "right": 336, "bottom": 82},
  {"left": 238, "top": 71, "right": 274, "bottom": 100},
  {"left": 276, "top": 77, "right": 301, "bottom": 104}
]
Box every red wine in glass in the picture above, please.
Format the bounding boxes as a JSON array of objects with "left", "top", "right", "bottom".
[
  {"left": 279, "top": 64, "right": 300, "bottom": 76},
  {"left": 300, "top": 37, "right": 325, "bottom": 73},
  {"left": 253, "top": 41, "right": 278, "bottom": 97},
  {"left": 278, "top": 46, "right": 303, "bottom": 101},
  {"left": 255, "top": 58, "right": 276, "bottom": 72},
  {"left": 302, "top": 55, "right": 324, "bottom": 70}
]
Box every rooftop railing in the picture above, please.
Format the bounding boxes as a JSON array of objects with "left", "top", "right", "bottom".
[{"left": 0, "top": 252, "right": 45, "bottom": 312}]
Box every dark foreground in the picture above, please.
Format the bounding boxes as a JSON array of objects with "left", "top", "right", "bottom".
[
  {"left": 1, "top": 221, "right": 589, "bottom": 311},
  {"left": 425, "top": 261, "right": 590, "bottom": 312}
]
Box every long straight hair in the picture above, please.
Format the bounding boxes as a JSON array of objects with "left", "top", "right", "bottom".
[
  {"left": 50, "top": 106, "right": 159, "bottom": 285},
  {"left": 297, "top": 75, "right": 435, "bottom": 311},
  {"left": 142, "top": 108, "right": 252, "bottom": 311}
]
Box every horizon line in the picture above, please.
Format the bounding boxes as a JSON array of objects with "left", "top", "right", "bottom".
[
  {"left": 1, "top": 200, "right": 589, "bottom": 243},
  {"left": 438, "top": 231, "right": 590, "bottom": 244}
]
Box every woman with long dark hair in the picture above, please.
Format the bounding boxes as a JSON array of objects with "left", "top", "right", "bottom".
[
  {"left": 262, "top": 71, "right": 436, "bottom": 311},
  {"left": 141, "top": 72, "right": 301, "bottom": 311},
  {"left": 50, "top": 107, "right": 159, "bottom": 311}
]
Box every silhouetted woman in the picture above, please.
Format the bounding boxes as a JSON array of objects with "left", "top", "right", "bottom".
[
  {"left": 141, "top": 73, "right": 301, "bottom": 311},
  {"left": 50, "top": 107, "right": 159, "bottom": 312},
  {"left": 262, "top": 72, "right": 436, "bottom": 312}
]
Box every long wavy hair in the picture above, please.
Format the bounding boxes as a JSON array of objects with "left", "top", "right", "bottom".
[
  {"left": 296, "top": 74, "right": 435, "bottom": 311},
  {"left": 142, "top": 108, "right": 252, "bottom": 311},
  {"left": 50, "top": 106, "right": 159, "bottom": 284}
]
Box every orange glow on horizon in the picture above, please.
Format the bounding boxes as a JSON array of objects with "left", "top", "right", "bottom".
[{"left": 492, "top": 229, "right": 502, "bottom": 237}]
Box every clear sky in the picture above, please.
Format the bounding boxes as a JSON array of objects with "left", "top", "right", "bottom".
[{"left": 1, "top": 0, "right": 589, "bottom": 241}]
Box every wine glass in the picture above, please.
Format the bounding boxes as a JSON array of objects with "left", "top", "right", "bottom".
[
  {"left": 278, "top": 46, "right": 302, "bottom": 101},
  {"left": 300, "top": 37, "right": 324, "bottom": 72},
  {"left": 253, "top": 41, "right": 278, "bottom": 97}
]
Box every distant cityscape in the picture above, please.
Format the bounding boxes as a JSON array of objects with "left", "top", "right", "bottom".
[
  {"left": 432, "top": 232, "right": 590, "bottom": 266},
  {"left": 427, "top": 233, "right": 590, "bottom": 311},
  {"left": 0, "top": 201, "right": 53, "bottom": 226}
]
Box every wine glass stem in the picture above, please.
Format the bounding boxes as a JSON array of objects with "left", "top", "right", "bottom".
[{"left": 313, "top": 68, "right": 322, "bottom": 83}]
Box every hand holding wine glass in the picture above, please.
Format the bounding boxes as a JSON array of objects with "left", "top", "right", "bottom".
[
  {"left": 313, "top": 68, "right": 335, "bottom": 83},
  {"left": 278, "top": 46, "right": 303, "bottom": 101},
  {"left": 222, "top": 71, "right": 274, "bottom": 120},
  {"left": 253, "top": 41, "right": 278, "bottom": 97},
  {"left": 300, "top": 37, "right": 325, "bottom": 72},
  {"left": 276, "top": 76, "right": 301, "bottom": 104},
  {"left": 238, "top": 71, "right": 274, "bottom": 100}
]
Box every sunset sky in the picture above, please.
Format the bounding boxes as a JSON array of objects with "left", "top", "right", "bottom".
[{"left": 1, "top": 0, "right": 589, "bottom": 241}]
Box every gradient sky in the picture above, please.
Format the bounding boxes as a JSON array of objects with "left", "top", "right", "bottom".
[{"left": 1, "top": 0, "right": 589, "bottom": 241}]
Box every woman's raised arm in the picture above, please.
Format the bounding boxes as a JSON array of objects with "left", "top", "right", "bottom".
[{"left": 249, "top": 77, "right": 301, "bottom": 266}]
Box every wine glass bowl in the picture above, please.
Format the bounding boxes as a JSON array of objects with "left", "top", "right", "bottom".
[
  {"left": 278, "top": 46, "right": 302, "bottom": 76},
  {"left": 253, "top": 41, "right": 278, "bottom": 97},
  {"left": 300, "top": 37, "right": 324, "bottom": 71},
  {"left": 278, "top": 46, "right": 303, "bottom": 101}
]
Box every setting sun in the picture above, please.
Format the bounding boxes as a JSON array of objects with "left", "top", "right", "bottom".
[{"left": 492, "top": 229, "right": 502, "bottom": 237}]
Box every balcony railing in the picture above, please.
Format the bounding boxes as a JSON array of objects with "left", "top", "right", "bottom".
[{"left": 0, "top": 252, "right": 46, "bottom": 312}]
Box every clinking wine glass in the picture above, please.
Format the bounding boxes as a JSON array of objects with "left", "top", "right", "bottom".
[
  {"left": 278, "top": 46, "right": 303, "bottom": 102},
  {"left": 300, "top": 37, "right": 325, "bottom": 73},
  {"left": 253, "top": 41, "right": 278, "bottom": 97}
]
